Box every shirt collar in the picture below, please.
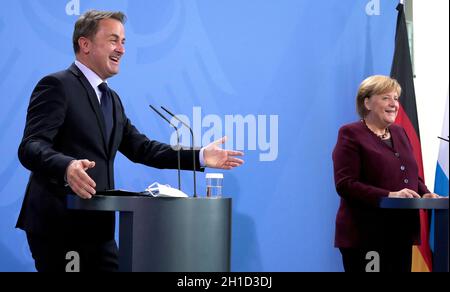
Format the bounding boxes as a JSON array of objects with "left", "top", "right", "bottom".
[{"left": 74, "top": 60, "right": 106, "bottom": 98}]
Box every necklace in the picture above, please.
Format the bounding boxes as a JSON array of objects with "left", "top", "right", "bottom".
[{"left": 362, "top": 119, "right": 389, "bottom": 139}]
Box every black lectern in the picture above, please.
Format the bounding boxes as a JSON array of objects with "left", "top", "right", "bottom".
[
  {"left": 67, "top": 193, "right": 231, "bottom": 272},
  {"left": 379, "top": 197, "right": 449, "bottom": 272}
]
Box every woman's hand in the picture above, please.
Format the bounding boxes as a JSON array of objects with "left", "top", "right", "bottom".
[
  {"left": 422, "top": 193, "right": 445, "bottom": 199},
  {"left": 388, "top": 188, "right": 420, "bottom": 198}
]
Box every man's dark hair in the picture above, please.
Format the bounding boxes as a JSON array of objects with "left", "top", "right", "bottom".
[{"left": 73, "top": 10, "right": 126, "bottom": 54}]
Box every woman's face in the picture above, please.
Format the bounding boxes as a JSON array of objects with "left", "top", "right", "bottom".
[{"left": 364, "top": 90, "right": 399, "bottom": 127}]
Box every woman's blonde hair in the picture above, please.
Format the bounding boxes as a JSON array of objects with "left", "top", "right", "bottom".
[{"left": 356, "top": 75, "right": 402, "bottom": 118}]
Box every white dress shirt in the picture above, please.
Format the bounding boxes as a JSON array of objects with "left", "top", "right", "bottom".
[{"left": 74, "top": 60, "right": 105, "bottom": 104}]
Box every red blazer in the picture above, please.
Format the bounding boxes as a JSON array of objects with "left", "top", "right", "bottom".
[{"left": 332, "top": 121, "right": 430, "bottom": 248}]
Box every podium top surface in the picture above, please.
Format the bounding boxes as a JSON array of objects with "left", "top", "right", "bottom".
[
  {"left": 66, "top": 193, "right": 231, "bottom": 212},
  {"left": 379, "top": 197, "right": 448, "bottom": 209}
]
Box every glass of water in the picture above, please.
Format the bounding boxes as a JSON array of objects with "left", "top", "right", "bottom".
[{"left": 206, "top": 173, "right": 223, "bottom": 197}]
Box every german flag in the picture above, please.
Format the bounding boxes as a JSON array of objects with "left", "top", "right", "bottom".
[{"left": 390, "top": 3, "right": 432, "bottom": 272}]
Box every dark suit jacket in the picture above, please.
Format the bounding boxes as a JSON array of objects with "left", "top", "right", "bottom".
[
  {"left": 332, "top": 121, "right": 430, "bottom": 248},
  {"left": 17, "top": 63, "right": 201, "bottom": 240}
]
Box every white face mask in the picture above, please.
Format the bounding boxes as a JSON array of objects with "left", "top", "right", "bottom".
[{"left": 145, "top": 182, "right": 188, "bottom": 198}]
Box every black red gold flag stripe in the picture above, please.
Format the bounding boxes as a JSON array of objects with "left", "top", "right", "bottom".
[{"left": 390, "top": 3, "right": 432, "bottom": 272}]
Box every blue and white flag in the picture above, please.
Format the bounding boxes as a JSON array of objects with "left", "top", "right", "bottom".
[
  {"left": 434, "top": 96, "right": 449, "bottom": 197},
  {"left": 430, "top": 94, "right": 449, "bottom": 252}
]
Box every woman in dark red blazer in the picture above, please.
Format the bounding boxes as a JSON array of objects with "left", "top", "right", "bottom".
[{"left": 332, "top": 75, "right": 439, "bottom": 272}]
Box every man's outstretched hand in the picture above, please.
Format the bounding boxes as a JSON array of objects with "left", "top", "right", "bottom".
[
  {"left": 203, "top": 136, "right": 244, "bottom": 170},
  {"left": 66, "top": 159, "right": 96, "bottom": 199}
]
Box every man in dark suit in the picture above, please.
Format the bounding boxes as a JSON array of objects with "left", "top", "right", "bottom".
[{"left": 16, "top": 10, "right": 244, "bottom": 272}]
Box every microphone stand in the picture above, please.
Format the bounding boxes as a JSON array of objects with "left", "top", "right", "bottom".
[
  {"left": 161, "top": 106, "right": 198, "bottom": 197},
  {"left": 149, "top": 105, "right": 181, "bottom": 191}
]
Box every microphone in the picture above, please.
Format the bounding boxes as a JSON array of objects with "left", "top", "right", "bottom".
[
  {"left": 161, "top": 106, "right": 198, "bottom": 197},
  {"left": 438, "top": 136, "right": 449, "bottom": 142},
  {"left": 149, "top": 105, "right": 181, "bottom": 191}
]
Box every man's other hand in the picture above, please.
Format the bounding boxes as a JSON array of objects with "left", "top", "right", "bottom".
[
  {"left": 203, "top": 136, "right": 244, "bottom": 170},
  {"left": 66, "top": 159, "right": 97, "bottom": 199}
]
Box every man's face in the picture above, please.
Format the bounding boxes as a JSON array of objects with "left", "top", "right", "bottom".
[{"left": 84, "top": 18, "right": 125, "bottom": 80}]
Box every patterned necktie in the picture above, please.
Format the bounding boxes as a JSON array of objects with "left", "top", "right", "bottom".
[{"left": 98, "top": 82, "right": 114, "bottom": 144}]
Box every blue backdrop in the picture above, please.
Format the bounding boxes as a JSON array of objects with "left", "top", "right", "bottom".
[{"left": 0, "top": 0, "right": 397, "bottom": 271}]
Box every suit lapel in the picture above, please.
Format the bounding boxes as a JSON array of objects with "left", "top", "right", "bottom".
[
  {"left": 109, "top": 90, "right": 122, "bottom": 156},
  {"left": 390, "top": 126, "right": 399, "bottom": 153},
  {"left": 68, "top": 63, "right": 109, "bottom": 153}
]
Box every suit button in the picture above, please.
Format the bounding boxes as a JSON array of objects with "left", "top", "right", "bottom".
[
  {"left": 404, "top": 178, "right": 409, "bottom": 184},
  {"left": 400, "top": 165, "right": 405, "bottom": 171},
  {"left": 395, "top": 152, "right": 400, "bottom": 157}
]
